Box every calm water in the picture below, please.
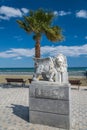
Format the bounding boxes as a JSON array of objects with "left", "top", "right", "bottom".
[
  {"left": 68, "top": 67, "right": 87, "bottom": 77},
  {"left": 0, "top": 68, "right": 34, "bottom": 75},
  {"left": 0, "top": 67, "right": 86, "bottom": 77}
]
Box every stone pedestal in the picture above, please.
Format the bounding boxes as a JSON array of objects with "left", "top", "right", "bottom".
[{"left": 29, "top": 81, "right": 71, "bottom": 130}]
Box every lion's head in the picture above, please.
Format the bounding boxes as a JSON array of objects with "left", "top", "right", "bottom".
[{"left": 55, "top": 54, "right": 67, "bottom": 67}]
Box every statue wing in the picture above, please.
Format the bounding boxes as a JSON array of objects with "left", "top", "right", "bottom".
[{"left": 33, "top": 57, "right": 53, "bottom": 65}]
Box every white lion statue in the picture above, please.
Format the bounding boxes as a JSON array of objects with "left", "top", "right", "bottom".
[
  {"left": 33, "top": 54, "right": 68, "bottom": 84},
  {"left": 54, "top": 54, "right": 68, "bottom": 83},
  {"left": 33, "top": 57, "right": 57, "bottom": 82}
]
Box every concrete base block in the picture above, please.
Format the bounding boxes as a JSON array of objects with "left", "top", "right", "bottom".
[
  {"left": 29, "top": 81, "right": 71, "bottom": 130},
  {"left": 29, "top": 111, "right": 70, "bottom": 129},
  {"left": 29, "top": 97, "right": 69, "bottom": 115}
]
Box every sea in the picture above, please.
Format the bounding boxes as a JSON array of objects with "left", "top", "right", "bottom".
[{"left": 0, "top": 67, "right": 87, "bottom": 77}]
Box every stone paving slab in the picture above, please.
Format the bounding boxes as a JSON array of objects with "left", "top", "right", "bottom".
[{"left": 0, "top": 86, "right": 87, "bottom": 130}]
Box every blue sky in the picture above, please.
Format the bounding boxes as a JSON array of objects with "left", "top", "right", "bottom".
[{"left": 0, "top": 0, "right": 87, "bottom": 67}]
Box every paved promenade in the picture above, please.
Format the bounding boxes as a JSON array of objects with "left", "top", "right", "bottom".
[{"left": 0, "top": 85, "right": 87, "bottom": 130}]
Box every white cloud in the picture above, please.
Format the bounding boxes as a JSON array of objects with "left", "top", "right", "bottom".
[
  {"left": 14, "top": 57, "right": 22, "bottom": 60},
  {"left": 58, "top": 11, "right": 71, "bottom": 16},
  {"left": 76, "top": 10, "right": 87, "bottom": 18},
  {"left": 13, "top": 35, "right": 23, "bottom": 41},
  {"left": 54, "top": 11, "right": 58, "bottom": 16},
  {"left": 0, "top": 44, "right": 87, "bottom": 59},
  {"left": 0, "top": 15, "right": 9, "bottom": 20},
  {"left": 54, "top": 10, "right": 71, "bottom": 17},
  {"left": 85, "top": 36, "right": 87, "bottom": 39},
  {"left": 0, "top": 6, "right": 28, "bottom": 20},
  {"left": 21, "top": 8, "right": 29, "bottom": 14},
  {"left": 41, "top": 44, "right": 87, "bottom": 57},
  {"left": 0, "top": 6, "right": 22, "bottom": 18}
]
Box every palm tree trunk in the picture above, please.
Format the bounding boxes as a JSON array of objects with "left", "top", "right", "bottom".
[{"left": 35, "top": 40, "right": 40, "bottom": 58}]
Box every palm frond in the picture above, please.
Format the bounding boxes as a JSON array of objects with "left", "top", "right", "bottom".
[
  {"left": 45, "top": 26, "right": 64, "bottom": 42},
  {"left": 17, "top": 8, "right": 64, "bottom": 58}
]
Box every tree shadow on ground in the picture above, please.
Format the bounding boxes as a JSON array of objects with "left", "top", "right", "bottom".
[{"left": 10, "top": 104, "right": 29, "bottom": 122}]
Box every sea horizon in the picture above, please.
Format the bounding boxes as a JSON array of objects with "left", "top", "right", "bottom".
[
  {"left": 0, "top": 66, "right": 86, "bottom": 69},
  {"left": 0, "top": 67, "right": 86, "bottom": 77}
]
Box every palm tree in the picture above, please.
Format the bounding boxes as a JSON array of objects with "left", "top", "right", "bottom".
[{"left": 17, "top": 9, "right": 63, "bottom": 58}]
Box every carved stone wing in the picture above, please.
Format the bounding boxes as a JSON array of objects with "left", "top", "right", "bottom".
[{"left": 33, "top": 57, "right": 53, "bottom": 65}]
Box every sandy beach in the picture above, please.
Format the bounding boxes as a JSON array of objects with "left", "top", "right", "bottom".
[
  {"left": 0, "top": 74, "right": 86, "bottom": 86},
  {"left": 0, "top": 74, "right": 32, "bottom": 85}
]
